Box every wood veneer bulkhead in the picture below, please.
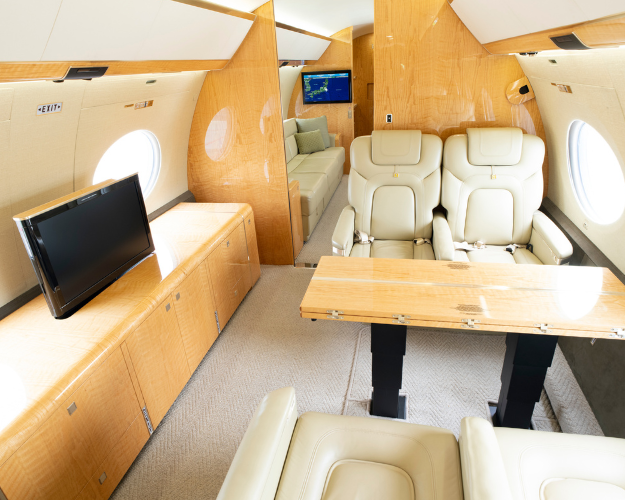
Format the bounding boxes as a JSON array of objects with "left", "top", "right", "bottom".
[
  {"left": 0, "top": 203, "right": 260, "bottom": 500},
  {"left": 353, "top": 33, "right": 374, "bottom": 139},
  {"left": 374, "top": 0, "right": 550, "bottom": 195},
  {"left": 288, "top": 26, "right": 355, "bottom": 174},
  {"left": 187, "top": 1, "right": 295, "bottom": 266}
]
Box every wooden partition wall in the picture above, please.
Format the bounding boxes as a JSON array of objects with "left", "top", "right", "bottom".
[
  {"left": 288, "top": 27, "right": 355, "bottom": 173},
  {"left": 188, "top": 1, "right": 294, "bottom": 265},
  {"left": 374, "top": 0, "right": 550, "bottom": 193},
  {"left": 353, "top": 33, "right": 374, "bottom": 139}
]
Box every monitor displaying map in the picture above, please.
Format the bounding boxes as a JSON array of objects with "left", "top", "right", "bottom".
[{"left": 302, "top": 70, "right": 352, "bottom": 104}]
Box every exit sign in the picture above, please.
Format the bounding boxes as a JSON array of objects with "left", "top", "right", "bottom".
[{"left": 37, "top": 102, "right": 62, "bottom": 115}]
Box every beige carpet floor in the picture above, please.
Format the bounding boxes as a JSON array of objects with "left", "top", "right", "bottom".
[{"left": 110, "top": 175, "right": 602, "bottom": 500}]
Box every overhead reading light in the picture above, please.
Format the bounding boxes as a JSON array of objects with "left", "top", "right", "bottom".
[
  {"left": 549, "top": 33, "right": 590, "bottom": 50},
  {"left": 60, "top": 66, "right": 108, "bottom": 81}
]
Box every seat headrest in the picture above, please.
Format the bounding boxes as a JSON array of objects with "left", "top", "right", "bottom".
[
  {"left": 466, "top": 128, "right": 523, "bottom": 166},
  {"left": 371, "top": 130, "right": 421, "bottom": 165}
]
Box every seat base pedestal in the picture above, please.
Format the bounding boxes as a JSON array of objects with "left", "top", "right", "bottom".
[
  {"left": 494, "top": 332, "right": 558, "bottom": 429},
  {"left": 370, "top": 323, "right": 407, "bottom": 419}
]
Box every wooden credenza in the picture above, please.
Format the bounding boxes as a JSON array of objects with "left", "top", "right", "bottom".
[{"left": 0, "top": 203, "right": 260, "bottom": 500}]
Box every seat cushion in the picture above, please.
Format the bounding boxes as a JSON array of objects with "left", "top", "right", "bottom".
[
  {"left": 458, "top": 247, "right": 543, "bottom": 265},
  {"left": 275, "top": 412, "right": 463, "bottom": 500},
  {"left": 321, "top": 460, "right": 414, "bottom": 500},
  {"left": 289, "top": 172, "right": 328, "bottom": 216},
  {"left": 494, "top": 426, "right": 625, "bottom": 500}
]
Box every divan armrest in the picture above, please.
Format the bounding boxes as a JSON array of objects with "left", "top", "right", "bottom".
[
  {"left": 529, "top": 211, "right": 573, "bottom": 265},
  {"left": 432, "top": 212, "right": 454, "bottom": 261},
  {"left": 328, "top": 133, "right": 336, "bottom": 146},
  {"left": 459, "top": 417, "right": 514, "bottom": 500},
  {"left": 217, "top": 387, "right": 298, "bottom": 500},
  {"left": 332, "top": 206, "right": 355, "bottom": 257}
]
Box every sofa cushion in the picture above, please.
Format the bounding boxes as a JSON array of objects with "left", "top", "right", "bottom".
[
  {"left": 288, "top": 172, "right": 328, "bottom": 216},
  {"left": 296, "top": 116, "right": 331, "bottom": 148},
  {"left": 275, "top": 412, "right": 463, "bottom": 500},
  {"left": 294, "top": 130, "right": 326, "bottom": 154},
  {"left": 285, "top": 135, "right": 298, "bottom": 163},
  {"left": 287, "top": 154, "right": 309, "bottom": 174}
]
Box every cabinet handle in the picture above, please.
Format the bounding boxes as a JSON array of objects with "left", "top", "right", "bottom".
[
  {"left": 67, "top": 402, "right": 77, "bottom": 416},
  {"left": 99, "top": 472, "right": 107, "bottom": 485},
  {"left": 248, "top": 219, "right": 251, "bottom": 224},
  {"left": 227, "top": 240, "right": 230, "bottom": 247},
  {"left": 175, "top": 292, "right": 180, "bottom": 301},
  {"left": 166, "top": 303, "right": 171, "bottom": 312}
]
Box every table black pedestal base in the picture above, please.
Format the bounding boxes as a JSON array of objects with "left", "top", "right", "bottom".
[
  {"left": 370, "top": 323, "right": 407, "bottom": 419},
  {"left": 494, "top": 332, "right": 558, "bottom": 429}
]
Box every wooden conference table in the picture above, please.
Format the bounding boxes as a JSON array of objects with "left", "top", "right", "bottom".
[{"left": 300, "top": 257, "right": 625, "bottom": 428}]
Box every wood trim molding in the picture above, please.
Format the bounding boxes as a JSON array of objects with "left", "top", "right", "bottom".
[
  {"left": 171, "top": 0, "right": 256, "bottom": 21},
  {"left": 275, "top": 22, "right": 333, "bottom": 41},
  {"left": 0, "top": 60, "right": 229, "bottom": 83},
  {"left": 484, "top": 13, "right": 625, "bottom": 54}
]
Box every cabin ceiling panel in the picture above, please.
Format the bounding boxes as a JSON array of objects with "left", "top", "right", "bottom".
[
  {"left": 273, "top": 0, "right": 373, "bottom": 38},
  {"left": 516, "top": 49, "right": 625, "bottom": 273},
  {"left": 275, "top": 28, "right": 331, "bottom": 61},
  {"left": 42, "top": 0, "right": 161, "bottom": 61},
  {"left": 0, "top": 0, "right": 64, "bottom": 62},
  {"left": 138, "top": 1, "right": 254, "bottom": 61},
  {"left": 451, "top": 0, "right": 625, "bottom": 45}
]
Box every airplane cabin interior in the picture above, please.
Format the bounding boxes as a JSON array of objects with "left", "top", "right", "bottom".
[{"left": 1, "top": 0, "right": 625, "bottom": 499}]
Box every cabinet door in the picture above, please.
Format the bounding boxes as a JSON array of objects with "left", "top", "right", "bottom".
[
  {"left": 173, "top": 263, "right": 219, "bottom": 373},
  {"left": 125, "top": 298, "right": 190, "bottom": 428},
  {"left": 244, "top": 213, "right": 261, "bottom": 285},
  {"left": 0, "top": 348, "right": 140, "bottom": 500},
  {"left": 75, "top": 413, "right": 149, "bottom": 500}
]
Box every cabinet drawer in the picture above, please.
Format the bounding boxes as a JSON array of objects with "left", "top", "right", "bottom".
[
  {"left": 75, "top": 413, "right": 149, "bottom": 500},
  {"left": 125, "top": 298, "right": 190, "bottom": 429},
  {"left": 0, "top": 348, "right": 140, "bottom": 500}
]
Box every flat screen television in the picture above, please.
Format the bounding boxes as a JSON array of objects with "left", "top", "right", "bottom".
[
  {"left": 13, "top": 174, "right": 155, "bottom": 319},
  {"left": 302, "top": 70, "right": 352, "bottom": 104}
]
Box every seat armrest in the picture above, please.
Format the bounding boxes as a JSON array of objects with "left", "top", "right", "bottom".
[
  {"left": 432, "top": 212, "right": 454, "bottom": 261},
  {"left": 217, "top": 387, "right": 298, "bottom": 500},
  {"left": 332, "top": 206, "right": 355, "bottom": 257},
  {"left": 459, "top": 417, "right": 514, "bottom": 500},
  {"left": 328, "top": 133, "right": 336, "bottom": 146},
  {"left": 529, "top": 211, "right": 573, "bottom": 265}
]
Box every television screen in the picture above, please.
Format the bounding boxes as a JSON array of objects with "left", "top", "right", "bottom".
[
  {"left": 14, "top": 174, "right": 154, "bottom": 318},
  {"left": 302, "top": 70, "right": 352, "bottom": 104}
]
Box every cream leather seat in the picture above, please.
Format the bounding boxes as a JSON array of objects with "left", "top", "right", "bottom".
[
  {"left": 332, "top": 130, "right": 443, "bottom": 259},
  {"left": 460, "top": 417, "right": 625, "bottom": 500},
  {"left": 217, "top": 387, "right": 463, "bottom": 500},
  {"left": 433, "top": 128, "right": 573, "bottom": 265}
]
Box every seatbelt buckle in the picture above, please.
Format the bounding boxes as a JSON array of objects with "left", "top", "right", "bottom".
[
  {"left": 505, "top": 243, "right": 527, "bottom": 254},
  {"left": 354, "top": 230, "right": 374, "bottom": 244},
  {"left": 414, "top": 238, "right": 431, "bottom": 246},
  {"left": 474, "top": 241, "right": 486, "bottom": 250}
]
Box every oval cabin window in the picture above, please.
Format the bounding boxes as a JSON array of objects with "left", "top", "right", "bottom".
[
  {"left": 568, "top": 121, "right": 625, "bottom": 224},
  {"left": 93, "top": 130, "right": 161, "bottom": 198}
]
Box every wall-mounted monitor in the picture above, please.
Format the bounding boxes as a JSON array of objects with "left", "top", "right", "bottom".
[
  {"left": 302, "top": 70, "right": 352, "bottom": 104},
  {"left": 13, "top": 174, "right": 155, "bottom": 319}
]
